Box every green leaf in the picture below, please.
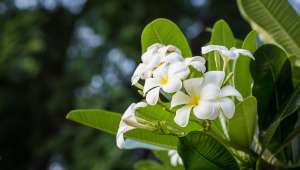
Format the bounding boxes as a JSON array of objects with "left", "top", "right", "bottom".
[
  {"left": 274, "top": 125, "right": 300, "bottom": 156},
  {"left": 262, "top": 86, "right": 300, "bottom": 151},
  {"left": 207, "top": 20, "right": 235, "bottom": 71},
  {"left": 153, "top": 151, "right": 184, "bottom": 170},
  {"left": 136, "top": 104, "right": 202, "bottom": 135},
  {"left": 234, "top": 31, "right": 257, "bottom": 98},
  {"left": 66, "top": 109, "right": 178, "bottom": 149},
  {"left": 134, "top": 160, "right": 164, "bottom": 170},
  {"left": 178, "top": 132, "right": 239, "bottom": 170},
  {"left": 210, "top": 20, "right": 235, "bottom": 48},
  {"left": 290, "top": 56, "right": 300, "bottom": 87},
  {"left": 237, "top": 0, "right": 300, "bottom": 59},
  {"left": 235, "top": 39, "right": 243, "bottom": 48},
  {"left": 228, "top": 96, "right": 257, "bottom": 147},
  {"left": 251, "top": 44, "right": 292, "bottom": 129},
  {"left": 141, "top": 18, "right": 192, "bottom": 57}
]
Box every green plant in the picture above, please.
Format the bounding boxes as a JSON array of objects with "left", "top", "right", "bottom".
[{"left": 66, "top": 18, "right": 300, "bottom": 170}]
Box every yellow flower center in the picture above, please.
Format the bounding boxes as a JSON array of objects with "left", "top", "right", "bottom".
[
  {"left": 159, "top": 75, "right": 169, "bottom": 85},
  {"left": 189, "top": 95, "right": 200, "bottom": 106}
]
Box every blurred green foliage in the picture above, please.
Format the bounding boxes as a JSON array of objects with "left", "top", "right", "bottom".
[{"left": 0, "top": 0, "right": 250, "bottom": 169}]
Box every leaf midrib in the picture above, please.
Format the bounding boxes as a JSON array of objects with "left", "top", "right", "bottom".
[{"left": 246, "top": 0, "right": 300, "bottom": 54}]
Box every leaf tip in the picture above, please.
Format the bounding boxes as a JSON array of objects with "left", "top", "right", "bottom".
[{"left": 65, "top": 110, "right": 76, "bottom": 120}]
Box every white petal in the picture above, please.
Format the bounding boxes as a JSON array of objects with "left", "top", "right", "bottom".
[
  {"left": 134, "top": 101, "right": 147, "bottom": 109},
  {"left": 178, "top": 156, "right": 183, "bottom": 165},
  {"left": 153, "top": 63, "right": 168, "bottom": 77},
  {"left": 221, "top": 85, "right": 243, "bottom": 101},
  {"left": 116, "top": 101, "right": 148, "bottom": 149},
  {"left": 144, "top": 78, "right": 160, "bottom": 95},
  {"left": 131, "top": 64, "right": 146, "bottom": 85},
  {"left": 145, "top": 53, "right": 162, "bottom": 70},
  {"left": 220, "top": 48, "right": 237, "bottom": 59},
  {"left": 183, "top": 78, "right": 203, "bottom": 96},
  {"left": 162, "top": 77, "right": 182, "bottom": 93},
  {"left": 193, "top": 101, "right": 218, "bottom": 120},
  {"left": 171, "top": 91, "right": 189, "bottom": 108},
  {"left": 232, "top": 48, "right": 255, "bottom": 60},
  {"left": 159, "top": 45, "right": 181, "bottom": 56},
  {"left": 168, "top": 61, "right": 190, "bottom": 80},
  {"left": 203, "top": 71, "right": 225, "bottom": 87},
  {"left": 209, "top": 102, "right": 220, "bottom": 120},
  {"left": 201, "top": 45, "right": 228, "bottom": 54},
  {"left": 122, "top": 103, "right": 137, "bottom": 119},
  {"left": 116, "top": 122, "right": 136, "bottom": 149},
  {"left": 147, "top": 43, "right": 163, "bottom": 51},
  {"left": 174, "top": 105, "right": 192, "bottom": 127},
  {"left": 200, "top": 84, "right": 220, "bottom": 100},
  {"left": 168, "top": 150, "right": 183, "bottom": 167},
  {"left": 163, "top": 52, "right": 184, "bottom": 63},
  {"left": 218, "top": 97, "right": 235, "bottom": 119},
  {"left": 168, "top": 150, "right": 176, "bottom": 156},
  {"left": 185, "top": 56, "right": 205, "bottom": 65},
  {"left": 142, "top": 44, "right": 163, "bottom": 63},
  {"left": 185, "top": 56, "right": 206, "bottom": 73},
  {"left": 146, "top": 87, "right": 160, "bottom": 105},
  {"left": 170, "top": 154, "right": 178, "bottom": 167},
  {"left": 141, "top": 50, "right": 152, "bottom": 63}
]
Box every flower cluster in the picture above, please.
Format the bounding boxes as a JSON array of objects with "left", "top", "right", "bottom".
[
  {"left": 116, "top": 43, "right": 254, "bottom": 166},
  {"left": 132, "top": 43, "right": 206, "bottom": 105}
]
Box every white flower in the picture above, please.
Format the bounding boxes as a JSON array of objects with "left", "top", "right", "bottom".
[
  {"left": 168, "top": 150, "right": 183, "bottom": 167},
  {"left": 201, "top": 45, "right": 255, "bottom": 60},
  {"left": 171, "top": 71, "right": 242, "bottom": 127},
  {"left": 131, "top": 43, "right": 164, "bottom": 85},
  {"left": 116, "top": 102, "right": 147, "bottom": 149},
  {"left": 131, "top": 44, "right": 186, "bottom": 85},
  {"left": 143, "top": 63, "right": 189, "bottom": 105},
  {"left": 184, "top": 56, "right": 206, "bottom": 73}
]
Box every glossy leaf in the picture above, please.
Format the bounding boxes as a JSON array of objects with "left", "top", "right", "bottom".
[
  {"left": 234, "top": 31, "right": 257, "bottom": 98},
  {"left": 66, "top": 109, "right": 178, "bottom": 149},
  {"left": 274, "top": 125, "right": 300, "bottom": 156},
  {"left": 178, "top": 132, "right": 239, "bottom": 170},
  {"left": 207, "top": 20, "right": 235, "bottom": 71},
  {"left": 228, "top": 97, "right": 257, "bottom": 147},
  {"left": 290, "top": 56, "right": 300, "bottom": 87},
  {"left": 263, "top": 86, "right": 300, "bottom": 151},
  {"left": 210, "top": 20, "right": 235, "bottom": 48},
  {"left": 251, "top": 44, "right": 292, "bottom": 129},
  {"left": 237, "top": 0, "right": 300, "bottom": 59},
  {"left": 141, "top": 18, "right": 192, "bottom": 57}
]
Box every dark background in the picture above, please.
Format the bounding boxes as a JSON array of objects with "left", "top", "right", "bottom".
[{"left": 0, "top": 0, "right": 254, "bottom": 169}]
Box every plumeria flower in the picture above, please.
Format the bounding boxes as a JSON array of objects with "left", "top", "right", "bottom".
[
  {"left": 116, "top": 102, "right": 148, "bottom": 149},
  {"left": 131, "top": 43, "right": 164, "bottom": 85},
  {"left": 160, "top": 45, "right": 183, "bottom": 63},
  {"left": 171, "top": 71, "right": 242, "bottom": 127},
  {"left": 144, "top": 63, "right": 189, "bottom": 105},
  {"left": 201, "top": 45, "right": 255, "bottom": 60},
  {"left": 131, "top": 44, "right": 185, "bottom": 85},
  {"left": 168, "top": 150, "right": 183, "bottom": 167},
  {"left": 184, "top": 56, "right": 206, "bottom": 73}
]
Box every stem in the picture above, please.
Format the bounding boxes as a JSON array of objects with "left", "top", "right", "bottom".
[
  {"left": 157, "top": 99, "right": 174, "bottom": 114},
  {"left": 222, "top": 56, "right": 229, "bottom": 72},
  {"left": 215, "top": 52, "right": 221, "bottom": 70},
  {"left": 160, "top": 89, "right": 172, "bottom": 101},
  {"left": 134, "top": 82, "right": 144, "bottom": 91}
]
